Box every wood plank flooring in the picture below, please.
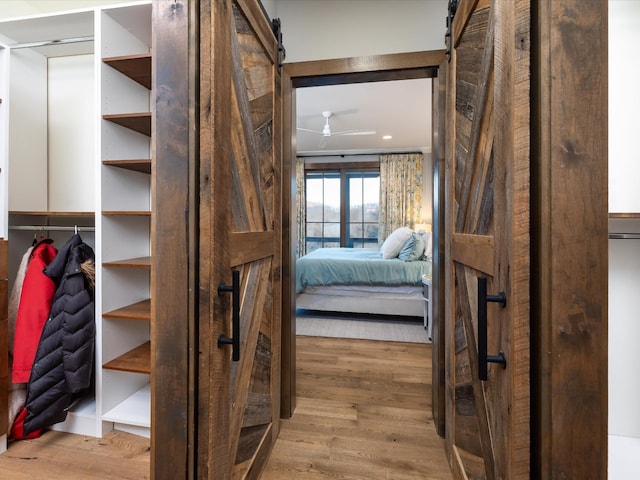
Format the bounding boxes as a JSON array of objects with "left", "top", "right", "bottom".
[
  {"left": 0, "top": 430, "right": 150, "bottom": 479},
  {"left": 262, "top": 336, "right": 453, "bottom": 479},
  {"left": 0, "top": 336, "right": 451, "bottom": 479}
]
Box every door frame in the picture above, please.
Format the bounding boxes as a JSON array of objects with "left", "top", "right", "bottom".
[{"left": 280, "top": 50, "right": 446, "bottom": 417}]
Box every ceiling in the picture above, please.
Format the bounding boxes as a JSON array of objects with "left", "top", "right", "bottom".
[{"left": 295, "top": 78, "right": 432, "bottom": 157}]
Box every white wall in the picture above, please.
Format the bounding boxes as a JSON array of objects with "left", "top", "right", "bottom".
[
  {"left": 609, "top": 0, "right": 640, "bottom": 212},
  {"left": 269, "top": 0, "right": 445, "bottom": 223},
  {"left": 0, "top": 45, "right": 8, "bottom": 237},
  {"left": 609, "top": 0, "right": 640, "bottom": 439},
  {"left": 268, "top": 0, "right": 447, "bottom": 63}
]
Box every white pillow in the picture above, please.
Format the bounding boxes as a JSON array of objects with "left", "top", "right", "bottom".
[
  {"left": 380, "top": 227, "right": 413, "bottom": 259},
  {"left": 422, "top": 231, "right": 433, "bottom": 259}
]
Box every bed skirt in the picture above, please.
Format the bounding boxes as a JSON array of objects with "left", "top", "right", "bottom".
[{"left": 296, "top": 285, "right": 423, "bottom": 317}]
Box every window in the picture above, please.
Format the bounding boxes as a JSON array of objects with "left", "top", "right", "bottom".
[{"left": 305, "top": 163, "right": 379, "bottom": 253}]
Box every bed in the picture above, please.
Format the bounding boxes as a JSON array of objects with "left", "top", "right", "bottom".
[{"left": 295, "top": 228, "right": 432, "bottom": 318}]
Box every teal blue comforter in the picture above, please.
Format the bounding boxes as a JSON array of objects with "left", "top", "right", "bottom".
[{"left": 296, "top": 247, "right": 431, "bottom": 293}]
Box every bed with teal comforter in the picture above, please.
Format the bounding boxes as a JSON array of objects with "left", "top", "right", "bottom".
[{"left": 296, "top": 247, "right": 431, "bottom": 293}]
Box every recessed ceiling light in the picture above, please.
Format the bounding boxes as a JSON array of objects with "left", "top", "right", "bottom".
[{"left": 382, "top": 135, "right": 392, "bottom": 140}]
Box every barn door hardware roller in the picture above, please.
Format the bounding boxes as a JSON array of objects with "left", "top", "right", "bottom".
[
  {"left": 477, "top": 277, "right": 507, "bottom": 380},
  {"left": 218, "top": 270, "right": 240, "bottom": 361}
]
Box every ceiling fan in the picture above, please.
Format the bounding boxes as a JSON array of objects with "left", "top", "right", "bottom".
[{"left": 297, "top": 111, "right": 376, "bottom": 137}]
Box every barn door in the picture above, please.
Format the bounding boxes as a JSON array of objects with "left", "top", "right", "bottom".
[
  {"left": 444, "top": 1, "right": 530, "bottom": 479},
  {"left": 199, "top": 0, "right": 282, "bottom": 478}
]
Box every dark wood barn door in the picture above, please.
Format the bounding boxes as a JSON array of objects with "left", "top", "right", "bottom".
[
  {"left": 444, "top": 1, "right": 530, "bottom": 478},
  {"left": 199, "top": 0, "right": 281, "bottom": 478}
]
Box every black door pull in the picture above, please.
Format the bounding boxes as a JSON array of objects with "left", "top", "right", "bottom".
[
  {"left": 218, "top": 270, "right": 240, "bottom": 361},
  {"left": 477, "top": 277, "right": 507, "bottom": 380}
]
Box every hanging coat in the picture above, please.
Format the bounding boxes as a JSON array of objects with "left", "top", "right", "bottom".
[
  {"left": 13, "top": 234, "right": 95, "bottom": 437},
  {"left": 12, "top": 238, "right": 57, "bottom": 384}
]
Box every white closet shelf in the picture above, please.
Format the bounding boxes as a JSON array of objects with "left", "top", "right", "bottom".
[
  {"left": 102, "top": 383, "right": 150, "bottom": 428},
  {"left": 52, "top": 395, "right": 98, "bottom": 437}
]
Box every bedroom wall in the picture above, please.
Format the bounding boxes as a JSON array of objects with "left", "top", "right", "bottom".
[
  {"left": 268, "top": 0, "right": 446, "bottom": 224},
  {"left": 608, "top": 0, "right": 640, "bottom": 439}
]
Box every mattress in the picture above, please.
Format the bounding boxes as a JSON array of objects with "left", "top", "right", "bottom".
[{"left": 296, "top": 247, "right": 431, "bottom": 293}]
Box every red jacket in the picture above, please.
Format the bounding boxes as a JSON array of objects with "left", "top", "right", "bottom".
[{"left": 12, "top": 239, "right": 57, "bottom": 384}]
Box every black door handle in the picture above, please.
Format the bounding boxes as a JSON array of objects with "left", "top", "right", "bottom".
[
  {"left": 477, "top": 277, "right": 507, "bottom": 381},
  {"left": 218, "top": 270, "right": 240, "bottom": 361}
]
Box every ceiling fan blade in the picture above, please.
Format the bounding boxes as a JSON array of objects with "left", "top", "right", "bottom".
[
  {"left": 333, "top": 130, "right": 377, "bottom": 136},
  {"left": 297, "top": 127, "right": 323, "bottom": 134}
]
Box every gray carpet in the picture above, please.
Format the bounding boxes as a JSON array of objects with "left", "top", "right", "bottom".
[{"left": 296, "top": 313, "right": 431, "bottom": 344}]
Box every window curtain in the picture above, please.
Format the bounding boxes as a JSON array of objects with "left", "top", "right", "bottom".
[
  {"left": 295, "top": 157, "right": 306, "bottom": 257},
  {"left": 378, "top": 153, "right": 423, "bottom": 241}
]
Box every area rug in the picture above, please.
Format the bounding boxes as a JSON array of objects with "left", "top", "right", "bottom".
[{"left": 296, "top": 312, "right": 431, "bottom": 344}]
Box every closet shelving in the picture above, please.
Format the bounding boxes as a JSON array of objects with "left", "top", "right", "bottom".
[
  {"left": 0, "top": 0, "right": 153, "bottom": 444},
  {"left": 99, "top": 2, "right": 152, "bottom": 437},
  {"left": 0, "top": 7, "right": 99, "bottom": 439}
]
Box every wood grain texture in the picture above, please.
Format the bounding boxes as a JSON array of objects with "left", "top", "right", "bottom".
[
  {"left": 101, "top": 159, "right": 152, "bottom": 174},
  {"left": 196, "top": 1, "right": 280, "bottom": 477},
  {"left": 0, "top": 430, "right": 150, "bottom": 479},
  {"left": 446, "top": 1, "right": 531, "bottom": 478},
  {"left": 103, "top": 299, "right": 151, "bottom": 321},
  {"left": 229, "top": 231, "right": 275, "bottom": 267},
  {"left": 493, "top": 1, "right": 531, "bottom": 478},
  {"left": 286, "top": 51, "right": 446, "bottom": 85},
  {"left": 102, "top": 54, "right": 152, "bottom": 90},
  {"left": 451, "top": 233, "right": 494, "bottom": 275},
  {"left": 102, "top": 113, "right": 152, "bottom": 137},
  {"left": 262, "top": 336, "right": 452, "bottom": 480},
  {"left": 532, "top": 0, "right": 608, "bottom": 477},
  {"left": 103, "top": 341, "right": 151, "bottom": 374},
  {"left": 198, "top": 0, "right": 232, "bottom": 476}
]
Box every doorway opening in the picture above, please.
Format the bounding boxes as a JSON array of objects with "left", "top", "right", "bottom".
[{"left": 281, "top": 51, "right": 445, "bottom": 418}]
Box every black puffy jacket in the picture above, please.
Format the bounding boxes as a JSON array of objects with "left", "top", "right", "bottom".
[{"left": 23, "top": 234, "right": 95, "bottom": 435}]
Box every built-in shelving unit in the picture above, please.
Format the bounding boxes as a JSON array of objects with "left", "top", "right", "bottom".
[
  {"left": 99, "top": 2, "right": 153, "bottom": 438},
  {"left": 0, "top": 1, "right": 154, "bottom": 444}
]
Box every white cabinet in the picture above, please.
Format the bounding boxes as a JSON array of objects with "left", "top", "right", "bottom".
[{"left": 0, "top": 1, "right": 152, "bottom": 440}]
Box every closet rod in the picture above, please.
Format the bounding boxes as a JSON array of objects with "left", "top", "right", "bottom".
[
  {"left": 9, "top": 36, "right": 94, "bottom": 50},
  {"left": 609, "top": 233, "right": 640, "bottom": 239},
  {"left": 8, "top": 225, "right": 95, "bottom": 232}
]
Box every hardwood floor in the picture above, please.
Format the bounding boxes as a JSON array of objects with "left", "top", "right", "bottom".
[
  {"left": 0, "top": 430, "right": 150, "bottom": 479},
  {"left": 263, "top": 336, "right": 452, "bottom": 479},
  {"left": 0, "top": 336, "right": 451, "bottom": 479}
]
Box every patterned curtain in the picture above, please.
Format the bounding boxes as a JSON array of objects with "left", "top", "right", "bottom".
[
  {"left": 295, "top": 157, "right": 306, "bottom": 257},
  {"left": 379, "top": 153, "right": 423, "bottom": 241}
]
